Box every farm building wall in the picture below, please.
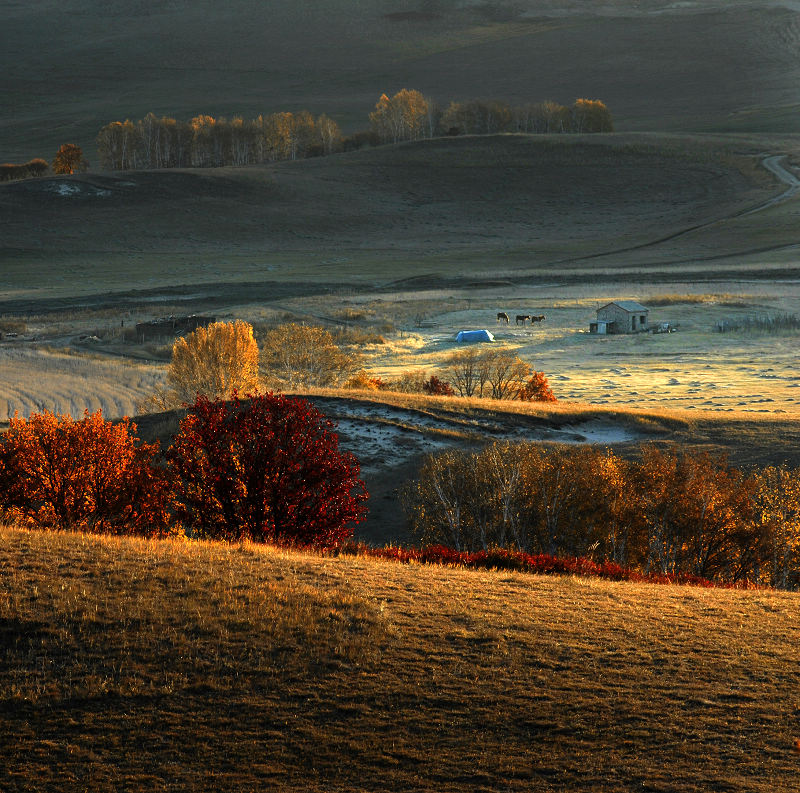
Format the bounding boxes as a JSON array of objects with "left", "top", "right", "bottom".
[{"left": 596, "top": 304, "right": 649, "bottom": 334}]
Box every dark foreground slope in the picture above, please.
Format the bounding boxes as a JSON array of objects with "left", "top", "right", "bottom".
[
  {"left": 1, "top": 526, "right": 798, "bottom": 792},
  {"left": 4, "top": 0, "right": 800, "bottom": 160}
]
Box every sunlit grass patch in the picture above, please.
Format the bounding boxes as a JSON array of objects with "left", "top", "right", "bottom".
[{"left": 1, "top": 524, "right": 798, "bottom": 791}]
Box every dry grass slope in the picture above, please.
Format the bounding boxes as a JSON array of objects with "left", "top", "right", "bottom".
[{"left": 1, "top": 526, "right": 799, "bottom": 791}]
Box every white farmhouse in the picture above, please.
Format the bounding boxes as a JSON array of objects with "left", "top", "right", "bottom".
[{"left": 590, "top": 301, "right": 649, "bottom": 334}]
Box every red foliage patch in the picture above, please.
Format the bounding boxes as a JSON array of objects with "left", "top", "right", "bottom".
[
  {"left": 328, "top": 543, "right": 753, "bottom": 588},
  {"left": 167, "top": 392, "right": 368, "bottom": 548}
]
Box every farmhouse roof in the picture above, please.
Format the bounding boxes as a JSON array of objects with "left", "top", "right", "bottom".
[{"left": 599, "top": 301, "right": 649, "bottom": 313}]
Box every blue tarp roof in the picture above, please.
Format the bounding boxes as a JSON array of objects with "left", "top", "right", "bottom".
[{"left": 455, "top": 329, "right": 494, "bottom": 343}]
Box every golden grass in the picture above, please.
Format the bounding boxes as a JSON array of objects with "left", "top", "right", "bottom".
[{"left": 1, "top": 525, "right": 798, "bottom": 791}]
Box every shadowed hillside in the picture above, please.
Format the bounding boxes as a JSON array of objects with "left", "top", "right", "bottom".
[
  {"left": 4, "top": 1, "right": 800, "bottom": 160},
  {"left": 1, "top": 133, "right": 791, "bottom": 305}
]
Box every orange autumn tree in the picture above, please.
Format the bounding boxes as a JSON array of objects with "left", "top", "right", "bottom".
[
  {"left": 516, "top": 371, "right": 557, "bottom": 402},
  {"left": 52, "top": 143, "right": 88, "bottom": 174},
  {"left": 0, "top": 410, "right": 171, "bottom": 536}
]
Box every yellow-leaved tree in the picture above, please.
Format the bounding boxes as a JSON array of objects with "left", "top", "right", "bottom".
[
  {"left": 369, "top": 89, "right": 430, "bottom": 144},
  {"left": 259, "top": 323, "right": 360, "bottom": 389},
  {"left": 140, "top": 320, "right": 260, "bottom": 412}
]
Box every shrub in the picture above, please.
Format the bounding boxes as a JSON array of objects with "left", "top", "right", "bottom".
[
  {"left": 167, "top": 392, "right": 368, "bottom": 547},
  {"left": 0, "top": 410, "right": 171, "bottom": 536},
  {"left": 388, "top": 369, "right": 428, "bottom": 393},
  {"left": 422, "top": 375, "right": 455, "bottom": 396},
  {"left": 516, "top": 371, "right": 557, "bottom": 402},
  {"left": 344, "top": 370, "right": 388, "bottom": 390}
]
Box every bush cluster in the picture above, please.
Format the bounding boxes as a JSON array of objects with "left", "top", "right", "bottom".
[
  {"left": 404, "top": 442, "right": 800, "bottom": 589},
  {"left": 0, "top": 395, "right": 368, "bottom": 549},
  {"left": 0, "top": 159, "right": 48, "bottom": 182}
]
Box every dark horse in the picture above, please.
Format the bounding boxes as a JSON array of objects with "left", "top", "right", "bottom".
[
  {"left": 515, "top": 314, "right": 531, "bottom": 325},
  {"left": 497, "top": 312, "right": 510, "bottom": 324},
  {"left": 530, "top": 315, "right": 546, "bottom": 323}
]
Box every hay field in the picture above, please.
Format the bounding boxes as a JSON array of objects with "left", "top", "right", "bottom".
[
  {"left": 1, "top": 526, "right": 798, "bottom": 792},
  {"left": 0, "top": 345, "right": 163, "bottom": 422},
  {"left": 5, "top": 0, "right": 800, "bottom": 160}
]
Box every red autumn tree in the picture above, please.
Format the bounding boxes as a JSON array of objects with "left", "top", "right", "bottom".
[
  {"left": 0, "top": 410, "right": 171, "bottom": 536},
  {"left": 166, "top": 392, "right": 368, "bottom": 547}
]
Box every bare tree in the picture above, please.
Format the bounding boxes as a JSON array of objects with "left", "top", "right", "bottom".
[{"left": 260, "top": 323, "right": 360, "bottom": 389}]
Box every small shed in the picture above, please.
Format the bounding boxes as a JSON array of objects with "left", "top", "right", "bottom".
[
  {"left": 455, "top": 329, "right": 494, "bottom": 343},
  {"left": 592, "top": 301, "right": 649, "bottom": 334},
  {"left": 136, "top": 314, "right": 216, "bottom": 343}
]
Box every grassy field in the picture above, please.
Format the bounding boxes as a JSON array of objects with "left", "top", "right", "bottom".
[
  {"left": 1, "top": 526, "right": 798, "bottom": 792},
  {"left": 0, "top": 133, "right": 792, "bottom": 304}
]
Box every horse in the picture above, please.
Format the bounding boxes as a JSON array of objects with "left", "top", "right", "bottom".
[
  {"left": 515, "top": 314, "right": 531, "bottom": 325},
  {"left": 530, "top": 315, "right": 546, "bottom": 323},
  {"left": 496, "top": 312, "right": 510, "bottom": 324}
]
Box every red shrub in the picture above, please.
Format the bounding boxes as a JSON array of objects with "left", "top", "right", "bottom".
[
  {"left": 423, "top": 375, "right": 455, "bottom": 396},
  {"left": 0, "top": 410, "right": 171, "bottom": 536},
  {"left": 166, "top": 392, "right": 368, "bottom": 548},
  {"left": 332, "top": 543, "right": 725, "bottom": 588}
]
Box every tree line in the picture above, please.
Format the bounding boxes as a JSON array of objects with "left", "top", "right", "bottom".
[
  {"left": 140, "top": 321, "right": 557, "bottom": 411},
  {"left": 0, "top": 144, "right": 89, "bottom": 182},
  {"left": 95, "top": 91, "right": 612, "bottom": 171},
  {"left": 96, "top": 111, "right": 342, "bottom": 170},
  {"left": 405, "top": 442, "right": 800, "bottom": 589},
  {"left": 369, "top": 90, "right": 613, "bottom": 143}
]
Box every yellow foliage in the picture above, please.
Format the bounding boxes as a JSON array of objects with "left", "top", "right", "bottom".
[{"left": 168, "top": 320, "right": 260, "bottom": 404}]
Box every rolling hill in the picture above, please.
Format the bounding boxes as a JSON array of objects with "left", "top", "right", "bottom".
[
  {"left": 2, "top": 132, "right": 797, "bottom": 309},
  {"left": 1, "top": 526, "right": 798, "bottom": 792},
  {"left": 3, "top": 0, "right": 800, "bottom": 162}
]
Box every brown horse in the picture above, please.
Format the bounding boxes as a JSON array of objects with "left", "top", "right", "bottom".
[
  {"left": 530, "top": 315, "right": 546, "bottom": 323},
  {"left": 515, "top": 314, "right": 531, "bottom": 325},
  {"left": 497, "top": 312, "right": 510, "bottom": 324}
]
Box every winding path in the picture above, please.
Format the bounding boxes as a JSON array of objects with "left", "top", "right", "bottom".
[
  {"left": 553, "top": 153, "right": 800, "bottom": 265},
  {"left": 743, "top": 155, "right": 800, "bottom": 214}
]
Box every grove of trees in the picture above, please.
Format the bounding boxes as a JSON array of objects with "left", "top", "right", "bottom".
[
  {"left": 443, "top": 347, "right": 556, "bottom": 401},
  {"left": 405, "top": 442, "right": 800, "bottom": 588},
  {"left": 369, "top": 91, "right": 612, "bottom": 143},
  {"left": 96, "top": 93, "right": 613, "bottom": 171},
  {"left": 96, "top": 111, "right": 341, "bottom": 170}
]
